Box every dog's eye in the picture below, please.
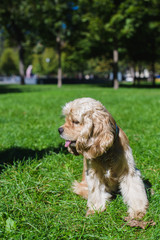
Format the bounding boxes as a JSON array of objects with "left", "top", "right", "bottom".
[{"left": 72, "top": 120, "right": 79, "bottom": 124}]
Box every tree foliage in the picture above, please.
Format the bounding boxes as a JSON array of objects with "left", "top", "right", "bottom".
[
  {"left": 0, "top": 0, "right": 160, "bottom": 86},
  {"left": 0, "top": 0, "right": 37, "bottom": 83}
]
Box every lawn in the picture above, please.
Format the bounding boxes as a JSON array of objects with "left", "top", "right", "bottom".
[{"left": 0, "top": 84, "right": 159, "bottom": 239}]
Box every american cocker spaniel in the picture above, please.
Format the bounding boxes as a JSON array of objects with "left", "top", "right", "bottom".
[{"left": 58, "top": 98, "right": 148, "bottom": 218}]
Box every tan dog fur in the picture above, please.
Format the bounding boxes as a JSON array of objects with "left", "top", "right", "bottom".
[{"left": 59, "top": 98, "right": 148, "bottom": 218}]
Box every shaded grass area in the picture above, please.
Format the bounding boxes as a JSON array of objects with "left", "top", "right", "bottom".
[
  {"left": 0, "top": 85, "right": 160, "bottom": 239},
  {"left": 0, "top": 80, "right": 160, "bottom": 95}
]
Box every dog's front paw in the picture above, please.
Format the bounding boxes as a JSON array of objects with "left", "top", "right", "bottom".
[
  {"left": 128, "top": 209, "right": 147, "bottom": 219},
  {"left": 72, "top": 180, "right": 88, "bottom": 199},
  {"left": 86, "top": 209, "right": 95, "bottom": 217}
]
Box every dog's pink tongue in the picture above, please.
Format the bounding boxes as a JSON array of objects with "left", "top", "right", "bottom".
[{"left": 65, "top": 140, "right": 71, "bottom": 148}]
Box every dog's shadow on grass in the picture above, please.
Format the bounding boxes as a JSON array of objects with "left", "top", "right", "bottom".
[
  {"left": 143, "top": 179, "right": 154, "bottom": 201},
  {"left": 0, "top": 144, "right": 68, "bottom": 172},
  {"left": 0, "top": 145, "right": 153, "bottom": 200}
]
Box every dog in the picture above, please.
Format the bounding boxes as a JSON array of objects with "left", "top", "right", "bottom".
[{"left": 58, "top": 98, "right": 148, "bottom": 218}]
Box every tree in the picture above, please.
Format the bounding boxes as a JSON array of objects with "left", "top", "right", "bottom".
[
  {"left": 103, "top": 0, "right": 128, "bottom": 89},
  {"left": 77, "top": 0, "right": 123, "bottom": 88},
  {"left": 118, "top": 0, "right": 160, "bottom": 85},
  {"left": 1, "top": 0, "right": 159, "bottom": 87},
  {"left": 81, "top": 0, "right": 160, "bottom": 87},
  {"left": 0, "top": 0, "right": 36, "bottom": 84},
  {"left": 28, "top": 0, "right": 82, "bottom": 87}
]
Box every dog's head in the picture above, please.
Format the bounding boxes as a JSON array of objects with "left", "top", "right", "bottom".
[{"left": 58, "top": 98, "right": 118, "bottom": 159}]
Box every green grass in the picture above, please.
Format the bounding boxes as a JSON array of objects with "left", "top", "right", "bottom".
[{"left": 0, "top": 84, "right": 159, "bottom": 239}]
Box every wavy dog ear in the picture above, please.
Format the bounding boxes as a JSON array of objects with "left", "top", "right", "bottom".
[
  {"left": 76, "top": 111, "right": 117, "bottom": 159},
  {"left": 76, "top": 115, "right": 93, "bottom": 155}
]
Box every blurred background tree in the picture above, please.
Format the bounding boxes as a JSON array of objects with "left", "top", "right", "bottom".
[
  {"left": 26, "top": 0, "right": 82, "bottom": 87},
  {"left": 0, "top": 0, "right": 37, "bottom": 84},
  {"left": 119, "top": 0, "right": 160, "bottom": 86},
  {"left": 0, "top": 0, "right": 160, "bottom": 87}
]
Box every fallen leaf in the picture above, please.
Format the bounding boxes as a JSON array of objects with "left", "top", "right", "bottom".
[{"left": 124, "top": 217, "right": 156, "bottom": 229}]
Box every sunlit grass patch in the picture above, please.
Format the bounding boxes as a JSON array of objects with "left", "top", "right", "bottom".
[{"left": 0, "top": 85, "right": 159, "bottom": 239}]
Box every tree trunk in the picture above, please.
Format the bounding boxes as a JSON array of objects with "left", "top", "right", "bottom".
[
  {"left": 131, "top": 66, "right": 135, "bottom": 85},
  {"left": 138, "top": 65, "right": 142, "bottom": 85},
  {"left": 57, "top": 36, "right": 62, "bottom": 88},
  {"left": 151, "top": 61, "right": 155, "bottom": 86},
  {"left": 150, "top": 37, "right": 156, "bottom": 86},
  {"left": 113, "top": 49, "right": 119, "bottom": 89},
  {"left": 18, "top": 43, "right": 25, "bottom": 85}
]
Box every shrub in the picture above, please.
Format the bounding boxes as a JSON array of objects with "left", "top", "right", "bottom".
[
  {"left": 32, "top": 48, "right": 58, "bottom": 75},
  {"left": 0, "top": 48, "right": 19, "bottom": 75}
]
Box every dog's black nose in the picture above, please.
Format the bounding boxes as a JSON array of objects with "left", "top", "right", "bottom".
[{"left": 58, "top": 127, "right": 64, "bottom": 134}]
